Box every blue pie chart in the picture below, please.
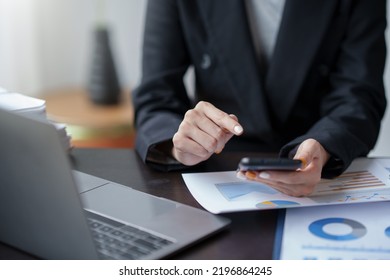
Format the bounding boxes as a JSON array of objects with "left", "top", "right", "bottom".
[
  {"left": 309, "top": 218, "right": 367, "bottom": 241},
  {"left": 385, "top": 226, "right": 390, "bottom": 238}
]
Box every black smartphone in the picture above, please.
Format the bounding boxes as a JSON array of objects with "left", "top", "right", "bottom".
[{"left": 238, "top": 157, "right": 303, "bottom": 171}]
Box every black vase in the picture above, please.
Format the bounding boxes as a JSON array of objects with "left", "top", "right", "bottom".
[{"left": 88, "top": 27, "right": 121, "bottom": 105}]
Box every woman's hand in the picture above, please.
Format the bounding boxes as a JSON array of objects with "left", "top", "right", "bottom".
[
  {"left": 172, "top": 101, "right": 243, "bottom": 166},
  {"left": 237, "top": 139, "right": 330, "bottom": 196}
]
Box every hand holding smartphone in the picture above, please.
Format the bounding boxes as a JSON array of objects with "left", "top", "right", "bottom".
[{"left": 238, "top": 157, "right": 303, "bottom": 172}]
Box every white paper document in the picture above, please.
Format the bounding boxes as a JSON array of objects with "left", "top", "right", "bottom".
[
  {"left": 0, "top": 92, "right": 72, "bottom": 151},
  {"left": 182, "top": 158, "right": 390, "bottom": 214},
  {"left": 276, "top": 201, "right": 390, "bottom": 260}
]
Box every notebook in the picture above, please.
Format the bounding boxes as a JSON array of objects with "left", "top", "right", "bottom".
[{"left": 0, "top": 108, "right": 230, "bottom": 260}]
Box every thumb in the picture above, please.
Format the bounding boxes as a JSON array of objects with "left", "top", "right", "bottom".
[
  {"left": 293, "top": 139, "right": 319, "bottom": 169},
  {"left": 293, "top": 150, "right": 310, "bottom": 170},
  {"left": 293, "top": 139, "right": 330, "bottom": 169}
]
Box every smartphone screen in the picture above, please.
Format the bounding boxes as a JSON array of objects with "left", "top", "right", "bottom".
[{"left": 238, "top": 157, "right": 302, "bottom": 171}]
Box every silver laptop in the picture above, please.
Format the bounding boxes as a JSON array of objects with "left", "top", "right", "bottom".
[{"left": 0, "top": 108, "right": 230, "bottom": 260}]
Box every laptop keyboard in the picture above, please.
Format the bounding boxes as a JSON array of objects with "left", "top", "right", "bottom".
[{"left": 85, "top": 211, "right": 174, "bottom": 260}]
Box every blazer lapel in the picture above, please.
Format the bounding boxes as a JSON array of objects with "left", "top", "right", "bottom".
[
  {"left": 266, "top": 0, "right": 338, "bottom": 124},
  {"left": 198, "top": 0, "right": 273, "bottom": 136}
]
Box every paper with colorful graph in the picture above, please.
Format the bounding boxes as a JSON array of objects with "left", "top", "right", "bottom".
[
  {"left": 182, "top": 158, "right": 390, "bottom": 214},
  {"left": 274, "top": 201, "right": 390, "bottom": 260}
]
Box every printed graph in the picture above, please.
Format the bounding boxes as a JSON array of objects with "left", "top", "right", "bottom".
[
  {"left": 337, "top": 193, "right": 390, "bottom": 202},
  {"left": 386, "top": 227, "right": 390, "bottom": 238},
  {"left": 313, "top": 170, "right": 386, "bottom": 195},
  {"left": 215, "top": 181, "right": 278, "bottom": 201},
  {"left": 308, "top": 218, "right": 367, "bottom": 241},
  {"left": 256, "top": 200, "right": 300, "bottom": 208},
  {"left": 301, "top": 244, "right": 390, "bottom": 255},
  {"left": 302, "top": 219, "right": 390, "bottom": 259}
]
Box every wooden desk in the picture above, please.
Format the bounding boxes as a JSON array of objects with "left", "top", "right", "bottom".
[
  {"left": 41, "top": 88, "right": 135, "bottom": 148},
  {"left": 0, "top": 149, "right": 279, "bottom": 260}
]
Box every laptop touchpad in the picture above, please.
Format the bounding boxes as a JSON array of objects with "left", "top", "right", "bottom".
[{"left": 80, "top": 183, "right": 178, "bottom": 225}]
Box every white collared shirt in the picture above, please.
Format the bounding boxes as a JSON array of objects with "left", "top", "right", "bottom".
[{"left": 245, "top": 0, "right": 286, "bottom": 69}]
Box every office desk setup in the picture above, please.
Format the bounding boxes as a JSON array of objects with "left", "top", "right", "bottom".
[{"left": 0, "top": 148, "right": 278, "bottom": 260}]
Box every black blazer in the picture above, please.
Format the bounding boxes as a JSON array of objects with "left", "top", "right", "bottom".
[{"left": 133, "top": 0, "right": 387, "bottom": 176}]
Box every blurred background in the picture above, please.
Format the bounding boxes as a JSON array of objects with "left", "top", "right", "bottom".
[
  {"left": 0, "top": 0, "right": 389, "bottom": 156},
  {"left": 0, "top": 0, "right": 146, "bottom": 148},
  {"left": 0, "top": 0, "right": 145, "bottom": 94}
]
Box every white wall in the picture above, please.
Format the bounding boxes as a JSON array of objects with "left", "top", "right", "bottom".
[
  {"left": 0, "top": 0, "right": 389, "bottom": 155},
  {"left": 0, "top": 0, "right": 42, "bottom": 94},
  {"left": 35, "top": 0, "right": 147, "bottom": 92},
  {"left": 0, "top": 0, "right": 146, "bottom": 94}
]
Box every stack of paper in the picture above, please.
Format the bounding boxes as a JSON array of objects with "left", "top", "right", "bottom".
[
  {"left": 51, "top": 122, "right": 72, "bottom": 152},
  {"left": 0, "top": 92, "right": 47, "bottom": 119},
  {"left": 0, "top": 91, "right": 72, "bottom": 151}
]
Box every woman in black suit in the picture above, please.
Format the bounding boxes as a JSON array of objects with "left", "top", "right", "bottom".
[{"left": 132, "top": 0, "right": 387, "bottom": 196}]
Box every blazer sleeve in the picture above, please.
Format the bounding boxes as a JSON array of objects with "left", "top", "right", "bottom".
[
  {"left": 281, "top": 0, "right": 387, "bottom": 178},
  {"left": 132, "top": 0, "right": 192, "bottom": 163}
]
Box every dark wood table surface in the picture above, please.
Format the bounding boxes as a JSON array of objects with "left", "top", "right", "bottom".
[{"left": 0, "top": 148, "right": 280, "bottom": 260}]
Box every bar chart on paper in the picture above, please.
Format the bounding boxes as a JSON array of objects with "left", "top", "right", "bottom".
[
  {"left": 313, "top": 170, "right": 386, "bottom": 194},
  {"left": 308, "top": 159, "right": 390, "bottom": 204},
  {"left": 215, "top": 182, "right": 302, "bottom": 208}
]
